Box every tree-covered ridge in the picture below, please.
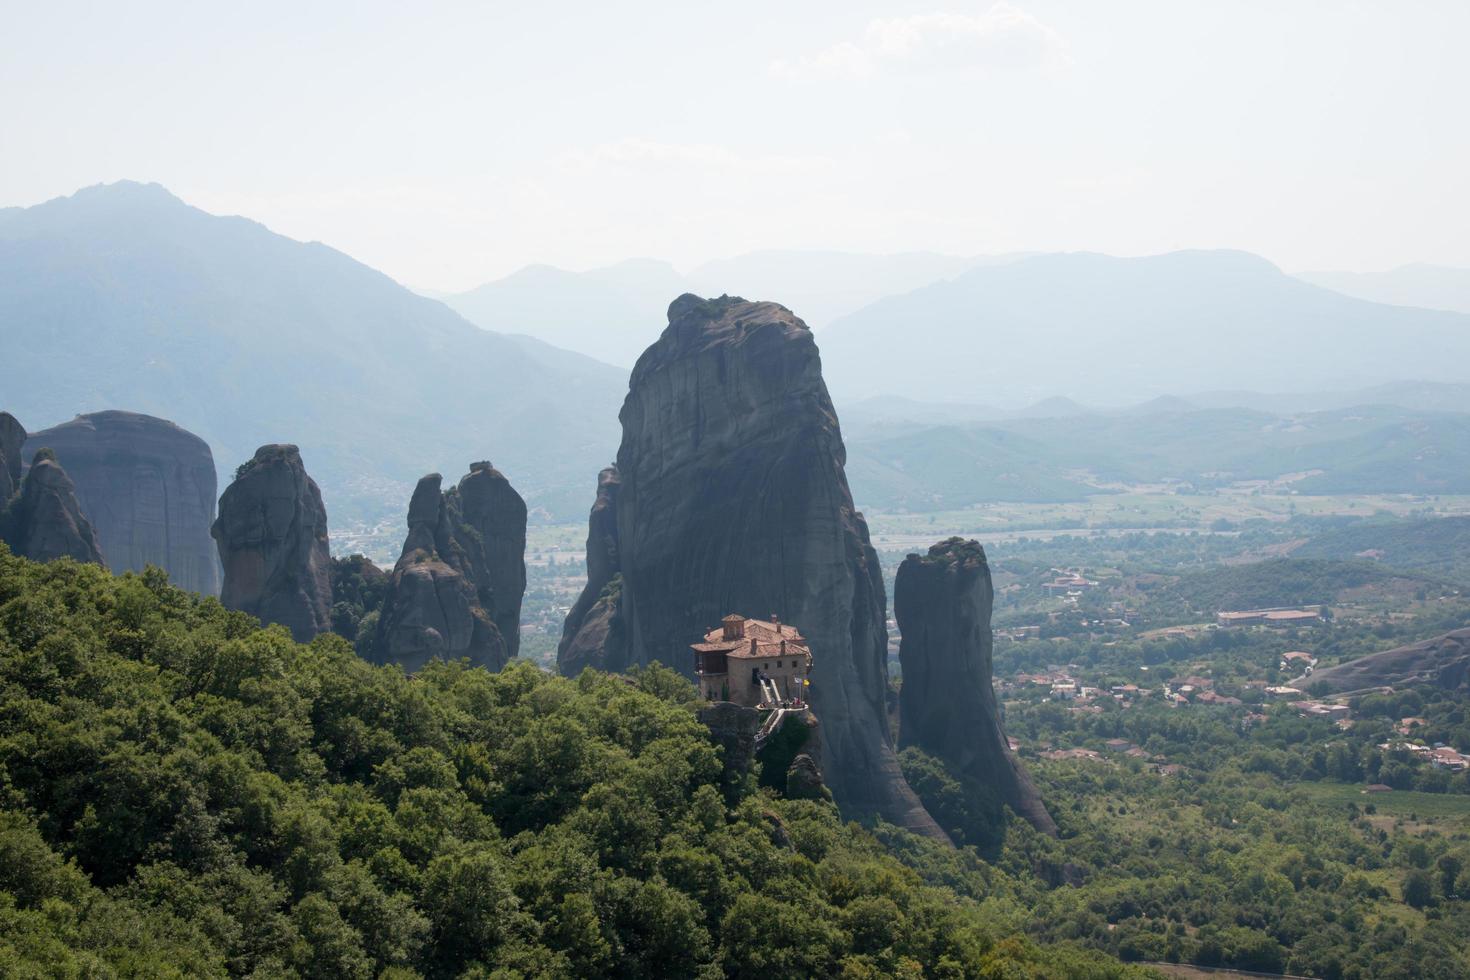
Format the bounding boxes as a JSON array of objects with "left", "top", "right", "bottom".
[{"left": 0, "top": 546, "right": 1145, "bottom": 978}]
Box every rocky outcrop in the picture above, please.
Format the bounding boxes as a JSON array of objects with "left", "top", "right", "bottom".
[
  {"left": 24, "top": 411, "right": 220, "bottom": 594},
  {"left": 558, "top": 293, "right": 948, "bottom": 841},
  {"left": 212, "top": 445, "right": 332, "bottom": 642},
  {"left": 896, "top": 538, "right": 1056, "bottom": 835},
  {"left": 786, "top": 753, "right": 828, "bottom": 802},
  {"left": 1303, "top": 628, "right": 1470, "bottom": 693},
  {"left": 373, "top": 465, "right": 526, "bottom": 674},
  {"left": 1, "top": 449, "right": 106, "bottom": 565},
  {"left": 776, "top": 710, "right": 829, "bottom": 802},
  {"left": 698, "top": 701, "right": 763, "bottom": 801},
  {"left": 455, "top": 462, "right": 527, "bottom": 659},
  {"left": 560, "top": 574, "right": 626, "bottom": 676},
  {"left": 0, "top": 412, "right": 24, "bottom": 501},
  {"left": 558, "top": 466, "right": 626, "bottom": 673}
]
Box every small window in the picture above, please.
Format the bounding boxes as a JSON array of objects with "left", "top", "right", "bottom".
[{"left": 777, "top": 661, "right": 783, "bottom": 668}]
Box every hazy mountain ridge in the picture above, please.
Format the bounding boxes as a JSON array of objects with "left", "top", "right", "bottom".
[
  {"left": 443, "top": 249, "right": 1009, "bottom": 368},
  {"left": 817, "top": 249, "right": 1470, "bottom": 407},
  {"left": 1298, "top": 263, "right": 1470, "bottom": 315},
  {"left": 443, "top": 259, "right": 688, "bottom": 368},
  {"left": 12, "top": 183, "right": 1470, "bottom": 528},
  {"left": 0, "top": 181, "right": 626, "bottom": 527}
]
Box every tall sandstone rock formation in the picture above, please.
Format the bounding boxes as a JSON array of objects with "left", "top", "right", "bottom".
[
  {"left": 25, "top": 411, "right": 220, "bottom": 594},
  {"left": 373, "top": 464, "right": 526, "bottom": 673},
  {"left": 557, "top": 465, "right": 626, "bottom": 674},
  {"left": 1, "top": 448, "right": 106, "bottom": 566},
  {"left": 896, "top": 538, "right": 1056, "bottom": 835},
  {"left": 558, "top": 293, "right": 948, "bottom": 841},
  {"left": 0, "top": 412, "right": 25, "bottom": 501},
  {"left": 212, "top": 445, "right": 332, "bottom": 642},
  {"left": 456, "top": 462, "right": 527, "bottom": 659}
]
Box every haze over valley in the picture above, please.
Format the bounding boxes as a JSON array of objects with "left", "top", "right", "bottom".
[{"left": 10, "top": 181, "right": 1470, "bottom": 550}]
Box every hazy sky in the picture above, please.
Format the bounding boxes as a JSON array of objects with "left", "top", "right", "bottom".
[{"left": 4, "top": 1, "right": 1467, "bottom": 291}]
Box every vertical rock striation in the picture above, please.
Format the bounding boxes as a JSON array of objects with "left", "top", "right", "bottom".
[
  {"left": 558, "top": 293, "right": 948, "bottom": 841},
  {"left": 25, "top": 411, "right": 220, "bottom": 594},
  {"left": 456, "top": 462, "right": 528, "bottom": 660},
  {"left": 1, "top": 448, "right": 106, "bottom": 565},
  {"left": 896, "top": 538, "right": 1056, "bottom": 835},
  {"left": 212, "top": 445, "right": 332, "bottom": 642},
  {"left": 373, "top": 464, "right": 526, "bottom": 673},
  {"left": 0, "top": 412, "right": 25, "bottom": 501},
  {"left": 557, "top": 466, "right": 626, "bottom": 674}
]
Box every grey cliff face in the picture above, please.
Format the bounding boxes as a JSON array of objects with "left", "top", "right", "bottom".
[
  {"left": 557, "top": 466, "right": 626, "bottom": 673},
  {"left": 373, "top": 465, "right": 526, "bottom": 674},
  {"left": 1, "top": 449, "right": 106, "bottom": 566},
  {"left": 25, "top": 411, "right": 220, "bottom": 595},
  {"left": 697, "top": 701, "right": 763, "bottom": 801},
  {"left": 0, "top": 412, "right": 24, "bottom": 501},
  {"left": 895, "top": 538, "right": 1056, "bottom": 835},
  {"left": 778, "top": 710, "right": 829, "bottom": 803},
  {"left": 212, "top": 444, "right": 332, "bottom": 642},
  {"left": 558, "top": 293, "right": 949, "bottom": 841},
  {"left": 456, "top": 462, "right": 528, "bottom": 660}
]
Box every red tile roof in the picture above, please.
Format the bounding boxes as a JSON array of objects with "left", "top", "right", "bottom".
[{"left": 697, "top": 617, "right": 811, "bottom": 660}]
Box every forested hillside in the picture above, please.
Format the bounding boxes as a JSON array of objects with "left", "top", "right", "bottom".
[
  {"left": 0, "top": 546, "right": 1141, "bottom": 978},
  {"left": 1293, "top": 516, "right": 1470, "bottom": 582}
]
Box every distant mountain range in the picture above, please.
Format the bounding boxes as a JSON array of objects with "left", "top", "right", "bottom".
[
  {"left": 0, "top": 182, "right": 626, "bottom": 527},
  {"left": 683, "top": 249, "right": 1009, "bottom": 329},
  {"left": 816, "top": 250, "right": 1470, "bottom": 406},
  {"left": 446, "top": 249, "right": 1470, "bottom": 413},
  {"left": 443, "top": 259, "right": 688, "bottom": 368},
  {"left": 443, "top": 249, "right": 1007, "bottom": 367},
  {"left": 11, "top": 182, "right": 1470, "bottom": 529},
  {"left": 1297, "top": 263, "right": 1470, "bottom": 315}
]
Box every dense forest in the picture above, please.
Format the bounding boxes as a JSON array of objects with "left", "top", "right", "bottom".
[{"left": 0, "top": 546, "right": 1145, "bottom": 978}]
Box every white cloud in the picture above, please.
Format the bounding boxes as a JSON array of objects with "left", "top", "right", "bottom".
[
  {"left": 769, "top": 3, "right": 1067, "bottom": 80},
  {"left": 770, "top": 40, "right": 875, "bottom": 81}
]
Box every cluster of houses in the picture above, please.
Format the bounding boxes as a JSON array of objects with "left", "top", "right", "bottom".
[
  {"left": 1376, "top": 738, "right": 1470, "bottom": 773},
  {"left": 1005, "top": 670, "right": 1155, "bottom": 713},
  {"left": 1007, "top": 668, "right": 1266, "bottom": 712},
  {"left": 1006, "top": 666, "right": 1297, "bottom": 712},
  {"left": 1379, "top": 718, "right": 1469, "bottom": 772},
  {"left": 1160, "top": 674, "right": 1243, "bottom": 707},
  {"left": 1042, "top": 569, "right": 1099, "bottom": 597}
]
